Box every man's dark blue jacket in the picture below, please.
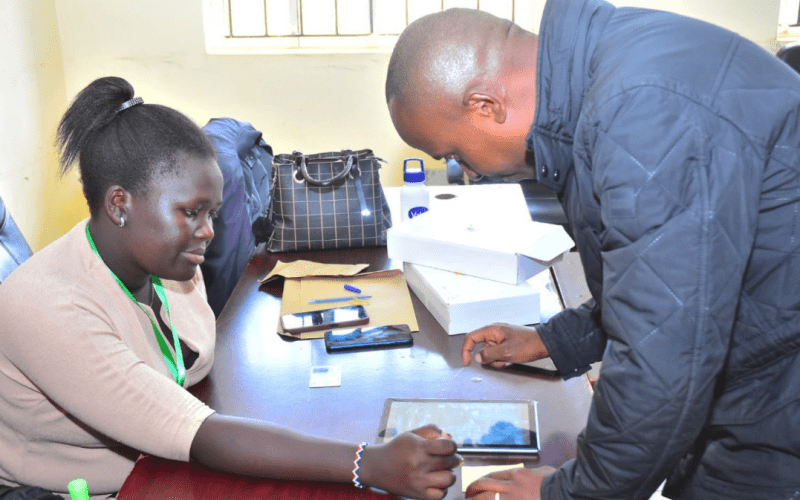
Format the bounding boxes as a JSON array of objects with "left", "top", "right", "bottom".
[{"left": 530, "top": 0, "right": 800, "bottom": 498}]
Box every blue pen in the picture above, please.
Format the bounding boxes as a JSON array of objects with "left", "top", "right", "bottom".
[
  {"left": 309, "top": 295, "right": 372, "bottom": 304},
  {"left": 344, "top": 284, "right": 362, "bottom": 293}
]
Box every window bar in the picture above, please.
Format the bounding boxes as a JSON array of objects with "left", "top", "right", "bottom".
[
  {"left": 228, "top": 0, "right": 521, "bottom": 39},
  {"left": 227, "top": 0, "right": 233, "bottom": 37},
  {"left": 264, "top": 0, "right": 269, "bottom": 38},
  {"left": 334, "top": 0, "right": 339, "bottom": 35},
  {"left": 298, "top": 0, "right": 304, "bottom": 35}
]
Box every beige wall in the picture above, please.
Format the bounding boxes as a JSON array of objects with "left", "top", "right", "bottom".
[
  {"left": 0, "top": 0, "right": 82, "bottom": 251},
  {"left": 53, "top": 0, "right": 782, "bottom": 182},
  {"left": 0, "top": 0, "right": 784, "bottom": 249},
  {"left": 54, "top": 0, "right": 420, "bottom": 182}
]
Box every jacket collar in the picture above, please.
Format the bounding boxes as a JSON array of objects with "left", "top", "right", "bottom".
[{"left": 527, "top": 0, "right": 614, "bottom": 194}]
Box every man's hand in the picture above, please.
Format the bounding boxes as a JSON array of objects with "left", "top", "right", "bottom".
[
  {"left": 461, "top": 323, "right": 550, "bottom": 369},
  {"left": 464, "top": 466, "right": 556, "bottom": 499}
]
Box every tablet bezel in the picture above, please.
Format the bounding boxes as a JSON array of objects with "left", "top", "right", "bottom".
[{"left": 376, "top": 398, "right": 541, "bottom": 456}]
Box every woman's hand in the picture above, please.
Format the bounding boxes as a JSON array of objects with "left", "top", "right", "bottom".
[
  {"left": 359, "top": 424, "right": 460, "bottom": 500},
  {"left": 461, "top": 323, "right": 550, "bottom": 369},
  {"left": 464, "top": 466, "right": 556, "bottom": 500}
]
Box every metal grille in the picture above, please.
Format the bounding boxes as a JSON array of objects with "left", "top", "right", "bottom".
[{"left": 226, "top": 0, "right": 520, "bottom": 39}]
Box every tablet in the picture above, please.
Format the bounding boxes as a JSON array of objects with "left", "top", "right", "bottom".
[{"left": 377, "top": 398, "right": 540, "bottom": 456}]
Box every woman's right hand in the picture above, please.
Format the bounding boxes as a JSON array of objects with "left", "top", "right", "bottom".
[
  {"left": 461, "top": 323, "right": 550, "bottom": 369},
  {"left": 359, "top": 424, "right": 460, "bottom": 500}
]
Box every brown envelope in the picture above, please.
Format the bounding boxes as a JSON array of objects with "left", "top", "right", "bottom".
[
  {"left": 260, "top": 260, "right": 370, "bottom": 283},
  {"left": 269, "top": 262, "right": 419, "bottom": 340}
]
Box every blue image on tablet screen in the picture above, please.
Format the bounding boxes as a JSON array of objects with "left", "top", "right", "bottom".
[{"left": 466, "top": 420, "right": 525, "bottom": 445}]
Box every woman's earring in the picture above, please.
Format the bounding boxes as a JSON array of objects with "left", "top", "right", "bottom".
[{"left": 119, "top": 215, "right": 126, "bottom": 228}]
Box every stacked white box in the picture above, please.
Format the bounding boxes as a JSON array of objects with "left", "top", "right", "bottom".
[
  {"left": 383, "top": 183, "right": 574, "bottom": 334},
  {"left": 404, "top": 262, "right": 541, "bottom": 335},
  {"left": 388, "top": 212, "right": 574, "bottom": 285}
]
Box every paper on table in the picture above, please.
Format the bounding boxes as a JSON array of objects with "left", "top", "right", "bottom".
[
  {"left": 260, "top": 260, "right": 369, "bottom": 283},
  {"left": 461, "top": 463, "right": 525, "bottom": 492},
  {"left": 278, "top": 269, "right": 419, "bottom": 340}
]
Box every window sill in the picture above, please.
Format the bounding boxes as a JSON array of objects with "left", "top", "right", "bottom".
[{"left": 777, "top": 27, "right": 800, "bottom": 43}]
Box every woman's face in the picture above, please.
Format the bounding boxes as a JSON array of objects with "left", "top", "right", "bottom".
[{"left": 124, "top": 155, "right": 224, "bottom": 282}]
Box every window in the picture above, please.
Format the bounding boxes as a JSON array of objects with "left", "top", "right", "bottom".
[
  {"left": 778, "top": 0, "right": 800, "bottom": 42},
  {"left": 201, "top": 0, "right": 543, "bottom": 54}
]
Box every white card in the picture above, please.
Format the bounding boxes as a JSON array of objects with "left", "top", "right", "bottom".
[
  {"left": 309, "top": 365, "right": 342, "bottom": 388},
  {"left": 461, "top": 463, "right": 524, "bottom": 492}
]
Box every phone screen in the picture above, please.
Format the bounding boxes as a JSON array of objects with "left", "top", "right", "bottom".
[{"left": 280, "top": 305, "right": 369, "bottom": 334}]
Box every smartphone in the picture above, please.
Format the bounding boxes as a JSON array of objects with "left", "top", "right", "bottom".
[
  {"left": 325, "top": 324, "right": 413, "bottom": 352},
  {"left": 280, "top": 305, "right": 369, "bottom": 335}
]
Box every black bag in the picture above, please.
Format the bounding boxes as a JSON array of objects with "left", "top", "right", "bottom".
[
  {"left": 201, "top": 118, "right": 272, "bottom": 316},
  {"left": 0, "top": 485, "right": 62, "bottom": 500},
  {"left": 266, "top": 149, "right": 392, "bottom": 252}
]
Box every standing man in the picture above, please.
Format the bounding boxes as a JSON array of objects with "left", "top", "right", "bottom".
[{"left": 386, "top": 1, "right": 800, "bottom": 499}]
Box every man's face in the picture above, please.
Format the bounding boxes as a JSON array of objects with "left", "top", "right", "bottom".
[
  {"left": 388, "top": 95, "right": 535, "bottom": 181},
  {"left": 125, "top": 155, "right": 224, "bottom": 282}
]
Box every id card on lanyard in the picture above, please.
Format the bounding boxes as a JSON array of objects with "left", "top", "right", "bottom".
[{"left": 86, "top": 225, "right": 186, "bottom": 386}]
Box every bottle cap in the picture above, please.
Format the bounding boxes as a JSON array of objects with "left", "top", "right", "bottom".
[
  {"left": 403, "top": 158, "right": 426, "bottom": 183},
  {"left": 68, "top": 478, "right": 90, "bottom": 500}
]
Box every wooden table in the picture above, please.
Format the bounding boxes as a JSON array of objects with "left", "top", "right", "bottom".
[{"left": 118, "top": 248, "right": 593, "bottom": 499}]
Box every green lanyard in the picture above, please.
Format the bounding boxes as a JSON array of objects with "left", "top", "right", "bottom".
[{"left": 86, "top": 225, "right": 186, "bottom": 386}]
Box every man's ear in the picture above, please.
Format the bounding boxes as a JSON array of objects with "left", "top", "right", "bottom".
[
  {"left": 465, "top": 88, "right": 507, "bottom": 124},
  {"left": 104, "top": 185, "right": 130, "bottom": 227}
]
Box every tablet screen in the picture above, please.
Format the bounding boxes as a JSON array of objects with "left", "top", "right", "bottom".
[{"left": 377, "top": 398, "right": 540, "bottom": 455}]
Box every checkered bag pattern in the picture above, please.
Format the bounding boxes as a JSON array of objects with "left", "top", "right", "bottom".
[{"left": 266, "top": 149, "right": 392, "bottom": 252}]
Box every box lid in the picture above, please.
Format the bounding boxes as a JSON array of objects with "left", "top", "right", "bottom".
[{"left": 392, "top": 211, "right": 574, "bottom": 263}]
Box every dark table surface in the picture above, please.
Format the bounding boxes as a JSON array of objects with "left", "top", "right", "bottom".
[{"left": 118, "top": 247, "right": 593, "bottom": 500}]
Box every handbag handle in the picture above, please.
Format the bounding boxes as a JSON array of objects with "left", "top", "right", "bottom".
[{"left": 294, "top": 150, "right": 356, "bottom": 187}]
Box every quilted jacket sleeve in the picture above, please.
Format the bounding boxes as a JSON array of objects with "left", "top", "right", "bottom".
[
  {"left": 541, "top": 84, "right": 762, "bottom": 498},
  {"left": 536, "top": 298, "right": 605, "bottom": 379}
]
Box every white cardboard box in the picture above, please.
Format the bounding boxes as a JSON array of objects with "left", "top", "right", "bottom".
[
  {"left": 383, "top": 184, "right": 533, "bottom": 227},
  {"left": 388, "top": 210, "right": 575, "bottom": 285},
  {"left": 404, "top": 262, "right": 540, "bottom": 335}
]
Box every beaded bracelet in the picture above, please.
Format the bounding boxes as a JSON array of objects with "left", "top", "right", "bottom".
[{"left": 352, "top": 442, "right": 368, "bottom": 489}]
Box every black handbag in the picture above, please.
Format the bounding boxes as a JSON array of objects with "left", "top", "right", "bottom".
[{"left": 266, "top": 149, "right": 392, "bottom": 252}]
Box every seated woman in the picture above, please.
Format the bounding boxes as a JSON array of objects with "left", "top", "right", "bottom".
[{"left": 0, "top": 76, "right": 458, "bottom": 500}]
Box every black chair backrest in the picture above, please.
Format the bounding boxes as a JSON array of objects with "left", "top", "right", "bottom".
[
  {"left": 777, "top": 41, "right": 800, "bottom": 75},
  {"left": 0, "top": 194, "right": 33, "bottom": 286}
]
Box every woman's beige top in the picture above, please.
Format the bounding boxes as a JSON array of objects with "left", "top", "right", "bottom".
[{"left": 0, "top": 220, "right": 216, "bottom": 497}]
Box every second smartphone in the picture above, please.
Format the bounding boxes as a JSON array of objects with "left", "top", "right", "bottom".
[{"left": 280, "top": 305, "right": 369, "bottom": 335}]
